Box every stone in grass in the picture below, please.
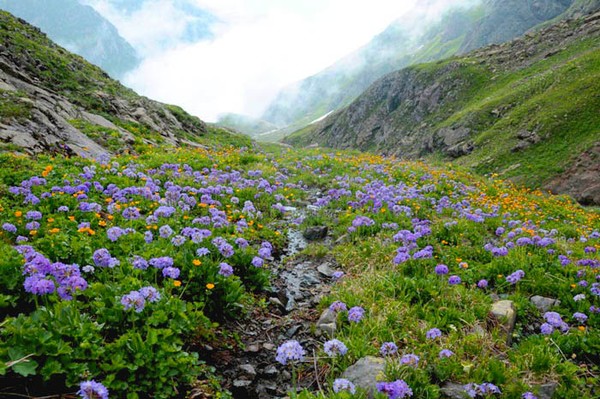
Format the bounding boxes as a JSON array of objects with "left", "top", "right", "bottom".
[
  {"left": 440, "top": 382, "right": 469, "bottom": 399},
  {"left": 303, "top": 226, "right": 328, "bottom": 241},
  {"left": 530, "top": 296, "right": 561, "bottom": 313},
  {"left": 490, "top": 300, "right": 516, "bottom": 344},
  {"left": 341, "top": 356, "right": 386, "bottom": 398},
  {"left": 315, "top": 308, "right": 337, "bottom": 336}
]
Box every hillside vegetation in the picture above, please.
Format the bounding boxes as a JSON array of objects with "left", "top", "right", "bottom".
[
  {"left": 286, "top": 11, "right": 600, "bottom": 205},
  {"left": 0, "top": 10, "right": 248, "bottom": 157}
]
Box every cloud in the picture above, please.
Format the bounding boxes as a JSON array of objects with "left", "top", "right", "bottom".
[{"left": 89, "top": 0, "right": 479, "bottom": 122}]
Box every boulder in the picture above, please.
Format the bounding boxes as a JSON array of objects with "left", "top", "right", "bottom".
[{"left": 341, "top": 356, "right": 386, "bottom": 398}]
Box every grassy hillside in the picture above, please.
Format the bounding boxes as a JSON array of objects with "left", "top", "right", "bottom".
[{"left": 286, "top": 12, "right": 600, "bottom": 200}]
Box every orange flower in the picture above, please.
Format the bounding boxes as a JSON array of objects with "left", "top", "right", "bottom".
[
  {"left": 29, "top": 230, "right": 37, "bottom": 236},
  {"left": 47, "top": 218, "right": 55, "bottom": 223},
  {"left": 173, "top": 280, "right": 182, "bottom": 287},
  {"left": 206, "top": 283, "right": 215, "bottom": 290},
  {"left": 15, "top": 211, "right": 22, "bottom": 217},
  {"left": 578, "top": 326, "right": 586, "bottom": 332},
  {"left": 49, "top": 228, "right": 60, "bottom": 234},
  {"left": 193, "top": 259, "right": 201, "bottom": 266},
  {"left": 68, "top": 216, "right": 75, "bottom": 221}
]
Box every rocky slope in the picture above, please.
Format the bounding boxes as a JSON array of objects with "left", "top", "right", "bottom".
[
  {"left": 285, "top": 11, "right": 600, "bottom": 205},
  {"left": 0, "top": 0, "right": 139, "bottom": 79},
  {"left": 260, "top": 0, "right": 587, "bottom": 135},
  {"left": 0, "top": 11, "right": 240, "bottom": 158}
]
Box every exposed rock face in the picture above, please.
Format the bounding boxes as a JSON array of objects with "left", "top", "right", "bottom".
[
  {"left": 0, "top": 11, "right": 208, "bottom": 157},
  {"left": 490, "top": 300, "right": 517, "bottom": 344}
]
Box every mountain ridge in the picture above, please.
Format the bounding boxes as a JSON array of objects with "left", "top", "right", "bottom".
[{"left": 0, "top": 11, "right": 247, "bottom": 158}]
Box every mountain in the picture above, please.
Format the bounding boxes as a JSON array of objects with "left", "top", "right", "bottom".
[
  {"left": 0, "top": 10, "right": 247, "bottom": 158},
  {"left": 261, "top": 0, "right": 588, "bottom": 134},
  {"left": 217, "top": 113, "right": 279, "bottom": 138},
  {"left": 284, "top": 10, "right": 600, "bottom": 205},
  {"left": 0, "top": 0, "right": 139, "bottom": 79}
]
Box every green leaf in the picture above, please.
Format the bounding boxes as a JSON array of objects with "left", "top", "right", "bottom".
[{"left": 13, "top": 359, "right": 38, "bottom": 377}]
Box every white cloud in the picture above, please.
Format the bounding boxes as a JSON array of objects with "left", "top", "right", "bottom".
[{"left": 89, "top": 0, "right": 476, "bottom": 121}]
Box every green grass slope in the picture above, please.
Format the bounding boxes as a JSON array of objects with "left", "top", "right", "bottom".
[{"left": 286, "top": 11, "right": 600, "bottom": 203}]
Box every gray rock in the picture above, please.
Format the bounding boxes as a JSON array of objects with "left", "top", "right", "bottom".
[
  {"left": 537, "top": 382, "right": 558, "bottom": 399},
  {"left": 245, "top": 344, "right": 260, "bottom": 353},
  {"left": 491, "top": 300, "right": 517, "bottom": 343},
  {"left": 530, "top": 296, "right": 561, "bottom": 313},
  {"left": 303, "top": 226, "right": 328, "bottom": 240},
  {"left": 262, "top": 365, "right": 278, "bottom": 377},
  {"left": 440, "top": 382, "right": 468, "bottom": 399},
  {"left": 317, "top": 263, "right": 336, "bottom": 277},
  {"left": 238, "top": 364, "right": 257, "bottom": 380},
  {"left": 341, "top": 356, "right": 386, "bottom": 398}
]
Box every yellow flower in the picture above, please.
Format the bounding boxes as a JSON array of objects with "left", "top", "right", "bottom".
[
  {"left": 206, "top": 283, "right": 215, "bottom": 290},
  {"left": 49, "top": 228, "right": 60, "bottom": 234},
  {"left": 173, "top": 280, "right": 182, "bottom": 287},
  {"left": 15, "top": 211, "right": 22, "bottom": 217},
  {"left": 193, "top": 259, "right": 201, "bottom": 266}
]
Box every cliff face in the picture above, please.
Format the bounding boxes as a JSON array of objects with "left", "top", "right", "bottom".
[
  {"left": 261, "top": 0, "right": 581, "bottom": 134},
  {"left": 0, "top": 11, "right": 210, "bottom": 158},
  {"left": 286, "top": 11, "right": 600, "bottom": 204}
]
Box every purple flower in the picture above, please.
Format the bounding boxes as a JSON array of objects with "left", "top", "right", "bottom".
[
  {"left": 435, "top": 264, "right": 449, "bottom": 275},
  {"left": 332, "top": 271, "right": 345, "bottom": 280},
  {"left": 159, "top": 225, "right": 173, "bottom": 238},
  {"left": 25, "top": 211, "right": 42, "bottom": 220},
  {"left": 93, "top": 248, "right": 120, "bottom": 268},
  {"left": 121, "top": 290, "right": 146, "bottom": 312},
  {"left": 380, "top": 342, "right": 398, "bottom": 356},
  {"left": 251, "top": 256, "right": 264, "bottom": 267},
  {"left": 275, "top": 340, "right": 305, "bottom": 365},
  {"left": 235, "top": 237, "right": 249, "bottom": 249},
  {"left": 329, "top": 301, "right": 347, "bottom": 312},
  {"left": 78, "top": 380, "right": 109, "bottom": 399},
  {"left": 144, "top": 231, "right": 153, "bottom": 243},
  {"left": 439, "top": 349, "right": 454, "bottom": 358},
  {"left": 376, "top": 379, "right": 413, "bottom": 399},
  {"left": 540, "top": 323, "right": 554, "bottom": 335},
  {"left": 171, "top": 235, "right": 186, "bottom": 247},
  {"left": 400, "top": 354, "right": 419, "bottom": 367},
  {"left": 149, "top": 256, "right": 173, "bottom": 269},
  {"left": 333, "top": 378, "right": 356, "bottom": 394},
  {"left": 522, "top": 392, "right": 537, "bottom": 399},
  {"left": 24, "top": 275, "right": 55, "bottom": 295},
  {"left": 2, "top": 223, "right": 17, "bottom": 233},
  {"left": 573, "top": 312, "right": 587, "bottom": 324},
  {"left": 448, "top": 275, "right": 461, "bottom": 285},
  {"left": 162, "top": 267, "right": 180, "bottom": 279},
  {"left": 506, "top": 269, "right": 525, "bottom": 284},
  {"left": 107, "top": 227, "right": 124, "bottom": 242},
  {"left": 139, "top": 286, "right": 161, "bottom": 303},
  {"left": 348, "top": 306, "right": 365, "bottom": 323},
  {"left": 218, "top": 262, "right": 234, "bottom": 277},
  {"left": 323, "top": 339, "right": 348, "bottom": 357},
  {"left": 477, "top": 279, "right": 488, "bottom": 289},
  {"left": 132, "top": 256, "right": 148, "bottom": 270},
  {"left": 426, "top": 328, "right": 442, "bottom": 339},
  {"left": 196, "top": 247, "right": 210, "bottom": 257},
  {"left": 122, "top": 207, "right": 140, "bottom": 220}
]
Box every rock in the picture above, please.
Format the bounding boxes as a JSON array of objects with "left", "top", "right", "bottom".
[
  {"left": 440, "top": 382, "right": 467, "bottom": 399},
  {"left": 317, "top": 263, "right": 336, "bottom": 277},
  {"left": 238, "top": 364, "right": 257, "bottom": 380},
  {"left": 245, "top": 344, "right": 260, "bottom": 353},
  {"left": 262, "top": 343, "right": 275, "bottom": 351},
  {"left": 490, "top": 300, "right": 517, "bottom": 343},
  {"left": 530, "top": 296, "right": 561, "bottom": 312},
  {"left": 268, "top": 297, "right": 285, "bottom": 309},
  {"left": 341, "top": 356, "right": 386, "bottom": 398},
  {"left": 285, "top": 324, "right": 302, "bottom": 338},
  {"left": 262, "top": 365, "right": 278, "bottom": 377},
  {"left": 316, "top": 308, "right": 337, "bottom": 335},
  {"left": 537, "top": 382, "right": 558, "bottom": 399},
  {"left": 335, "top": 234, "right": 349, "bottom": 245},
  {"left": 303, "top": 226, "right": 328, "bottom": 240}
]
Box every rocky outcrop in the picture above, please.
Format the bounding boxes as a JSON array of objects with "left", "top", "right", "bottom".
[{"left": 0, "top": 11, "right": 208, "bottom": 157}]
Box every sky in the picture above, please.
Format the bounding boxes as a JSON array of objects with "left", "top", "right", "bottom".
[{"left": 86, "top": 0, "right": 459, "bottom": 122}]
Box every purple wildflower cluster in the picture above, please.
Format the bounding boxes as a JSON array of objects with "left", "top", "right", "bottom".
[
  {"left": 275, "top": 340, "right": 305, "bottom": 365},
  {"left": 464, "top": 382, "right": 501, "bottom": 397},
  {"left": 121, "top": 286, "right": 161, "bottom": 312},
  {"left": 540, "top": 311, "right": 569, "bottom": 334},
  {"left": 376, "top": 379, "right": 413, "bottom": 399}
]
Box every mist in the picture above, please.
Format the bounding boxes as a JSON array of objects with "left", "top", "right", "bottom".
[{"left": 85, "top": 0, "right": 483, "bottom": 122}]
